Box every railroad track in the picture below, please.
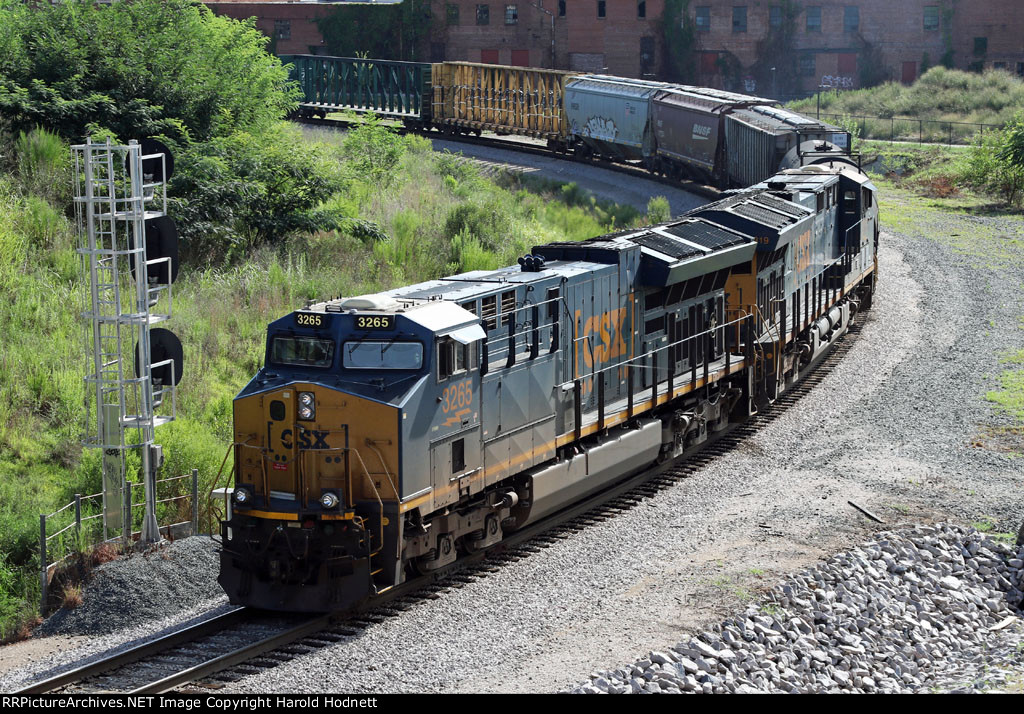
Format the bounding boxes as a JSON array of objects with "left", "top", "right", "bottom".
[
  {"left": 15, "top": 316, "right": 869, "bottom": 695},
  {"left": 296, "top": 115, "right": 723, "bottom": 202}
]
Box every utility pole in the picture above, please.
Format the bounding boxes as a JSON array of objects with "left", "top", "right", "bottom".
[{"left": 533, "top": 1, "right": 556, "bottom": 69}]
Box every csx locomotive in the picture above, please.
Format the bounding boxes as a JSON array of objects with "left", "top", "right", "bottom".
[{"left": 219, "top": 161, "right": 878, "bottom": 611}]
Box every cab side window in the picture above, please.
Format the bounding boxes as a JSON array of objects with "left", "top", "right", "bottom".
[{"left": 437, "top": 337, "right": 474, "bottom": 380}]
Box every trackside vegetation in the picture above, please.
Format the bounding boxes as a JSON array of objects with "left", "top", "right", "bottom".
[{"left": 0, "top": 0, "right": 660, "bottom": 639}]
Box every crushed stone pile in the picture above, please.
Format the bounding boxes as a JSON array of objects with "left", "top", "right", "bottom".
[
  {"left": 571, "top": 524, "right": 1024, "bottom": 693},
  {"left": 37, "top": 536, "right": 223, "bottom": 637}
]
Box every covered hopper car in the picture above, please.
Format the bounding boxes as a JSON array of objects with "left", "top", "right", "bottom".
[
  {"left": 218, "top": 161, "right": 878, "bottom": 611},
  {"left": 283, "top": 55, "right": 854, "bottom": 190}
]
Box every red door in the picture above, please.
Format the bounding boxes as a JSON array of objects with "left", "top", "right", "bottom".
[
  {"left": 838, "top": 53, "right": 857, "bottom": 76},
  {"left": 481, "top": 49, "right": 499, "bottom": 64},
  {"left": 902, "top": 61, "right": 917, "bottom": 84},
  {"left": 511, "top": 49, "right": 530, "bottom": 66}
]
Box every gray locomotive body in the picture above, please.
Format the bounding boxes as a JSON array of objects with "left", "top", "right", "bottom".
[{"left": 219, "top": 163, "right": 877, "bottom": 612}]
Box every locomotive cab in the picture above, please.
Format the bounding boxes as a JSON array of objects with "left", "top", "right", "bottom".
[{"left": 220, "top": 296, "right": 482, "bottom": 611}]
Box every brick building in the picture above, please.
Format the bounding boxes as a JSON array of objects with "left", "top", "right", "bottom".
[
  {"left": 686, "top": 1, "right": 1024, "bottom": 96},
  {"left": 205, "top": 1, "right": 1024, "bottom": 96},
  {"left": 426, "top": 0, "right": 665, "bottom": 78}
]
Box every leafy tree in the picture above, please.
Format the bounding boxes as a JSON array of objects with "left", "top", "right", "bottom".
[
  {"left": 962, "top": 115, "right": 1024, "bottom": 205},
  {"left": 0, "top": 0, "right": 299, "bottom": 142},
  {"left": 661, "top": 0, "right": 697, "bottom": 84},
  {"left": 317, "top": 0, "right": 431, "bottom": 61},
  {"left": 167, "top": 125, "right": 348, "bottom": 261}
]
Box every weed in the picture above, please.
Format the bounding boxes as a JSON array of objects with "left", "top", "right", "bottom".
[{"left": 61, "top": 584, "right": 83, "bottom": 610}]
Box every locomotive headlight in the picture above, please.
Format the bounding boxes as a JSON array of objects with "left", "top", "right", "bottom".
[
  {"left": 298, "top": 392, "right": 315, "bottom": 420},
  {"left": 232, "top": 487, "right": 252, "bottom": 505},
  {"left": 319, "top": 492, "right": 340, "bottom": 509}
]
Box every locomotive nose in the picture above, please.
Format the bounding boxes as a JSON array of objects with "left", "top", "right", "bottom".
[{"left": 233, "top": 385, "right": 351, "bottom": 512}]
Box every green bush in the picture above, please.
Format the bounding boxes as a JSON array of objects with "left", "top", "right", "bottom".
[
  {"left": 646, "top": 196, "right": 671, "bottom": 224},
  {"left": 168, "top": 124, "right": 349, "bottom": 260},
  {"left": 0, "top": 0, "right": 298, "bottom": 142},
  {"left": 961, "top": 117, "right": 1024, "bottom": 205}
]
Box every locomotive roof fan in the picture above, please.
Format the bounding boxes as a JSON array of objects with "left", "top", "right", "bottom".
[{"left": 135, "top": 327, "right": 185, "bottom": 390}]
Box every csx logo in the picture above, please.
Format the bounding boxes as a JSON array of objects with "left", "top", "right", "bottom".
[
  {"left": 575, "top": 306, "right": 631, "bottom": 370},
  {"left": 795, "top": 230, "right": 812, "bottom": 273},
  {"left": 280, "top": 428, "right": 330, "bottom": 450}
]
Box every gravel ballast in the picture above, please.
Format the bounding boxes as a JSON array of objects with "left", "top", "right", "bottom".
[
  {"left": 571, "top": 524, "right": 1024, "bottom": 694},
  {"left": 36, "top": 536, "right": 224, "bottom": 637}
]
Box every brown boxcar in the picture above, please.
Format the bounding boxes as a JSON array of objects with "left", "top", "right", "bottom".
[{"left": 431, "top": 62, "right": 576, "bottom": 141}]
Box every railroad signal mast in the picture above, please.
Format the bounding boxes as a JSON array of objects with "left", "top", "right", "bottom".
[{"left": 74, "top": 138, "right": 183, "bottom": 547}]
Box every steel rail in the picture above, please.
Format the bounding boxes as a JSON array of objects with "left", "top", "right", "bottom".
[{"left": 12, "top": 608, "right": 250, "bottom": 694}]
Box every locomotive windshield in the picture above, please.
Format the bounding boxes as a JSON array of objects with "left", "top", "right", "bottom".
[
  {"left": 343, "top": 341, "right": 423, "bottom": 370},
  {"left": 270, "top": 335, "right": 335, "bottom": 368}
]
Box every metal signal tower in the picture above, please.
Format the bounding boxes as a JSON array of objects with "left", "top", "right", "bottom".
[{"left": 74, "top": 138, "right": 183, "bottom": 547}]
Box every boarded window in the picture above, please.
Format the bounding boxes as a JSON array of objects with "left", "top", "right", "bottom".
[
  {"left": 511, "top": 49, "right": 530, "bottom": 66},
  {"left": 844, "top": 6, "right": 858, "bottom": 33},
  {"left": 700, "top": 52, "right": 718, "bottom": 75},
  {"left": 838, "top": 53, "right": 857, "bottom": 75},
  {"left": 806, "top": 6, "right": 821, "bottom": 32},
  {"left": 695, "top": 6, "right": 710, "bottom": 32},
  {"left": 481, "top": 49, "right": 499, "bottom": 64},
  {"left": 733, "top": 6, "right": 747, "bottom": 33},
  {"left": 902, "top": 61, "right": 917, "bottom": 84}
]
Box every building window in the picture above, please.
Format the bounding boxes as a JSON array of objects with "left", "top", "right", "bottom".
[
  {"left": 274, "top": 19, "right": 290, "bottom": 41},
  {"left": 1017, "top": 62, "right": 1024, "bottom": 77},
  {"left": 924, "top": 6, "right": 939, "bottom": 31},
  {"left": 974, "top": 37, "right": 987, "bottom": 55},
  {"left": 505, "top": 4, "right": 517, "bottom": 24},
  {"left": 733, "top": 6, "right": 746, "bottom": 33},
  {"left": 769, "top": 6, "right": 782, "bottom": 29},
  {"left": 638, "top": 0, "right": 646, "bottom": 19},
  {"left": 994, "top": 61, "right": 1007, "bottom": 70},
  {"left": 446, "top": 3, "right": 459, "bottom": 25},
  {"left": 806, "top": 6, "right": 821, "bottom": 32},
  {"left": 559, "top": 0, "right": 565, "bottom": 16},
  {"left": 477, "top": 4, "right": 489, "bottom": 25},
  {"left": 597, "top": 1, "right": 606, "bottom": 18},
  {"left": 799, "top": 54, "right": 815, "bottom": 76},
  {"left": 844, "top": 6, "right": 858, "bottom": 33},
  {"left": 696, "top": 6, "right": 710, "bottom": 32}
]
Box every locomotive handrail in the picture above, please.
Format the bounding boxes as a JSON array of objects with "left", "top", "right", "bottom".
[{"left": 560, "top": 311, "right": 751, "bottom": 389}]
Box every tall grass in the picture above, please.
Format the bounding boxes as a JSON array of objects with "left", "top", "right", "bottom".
[{"left": 788, "top": 67, "right": 1024, "bottom": 142}]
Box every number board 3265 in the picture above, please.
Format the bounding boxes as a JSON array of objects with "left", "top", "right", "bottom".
[{"left": 355, "top": 315, "right": 394, "bottom": 330}]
